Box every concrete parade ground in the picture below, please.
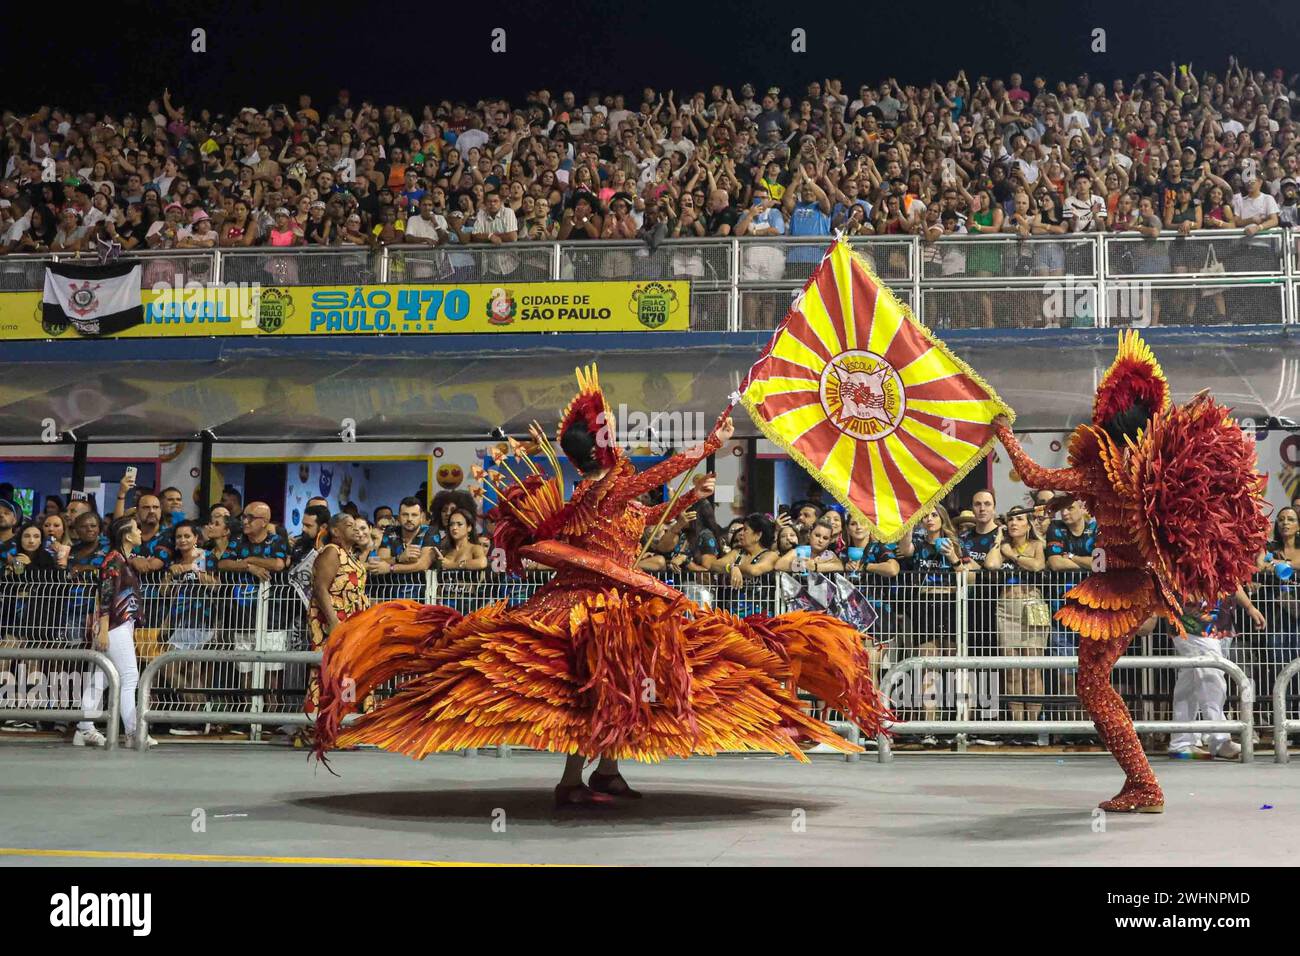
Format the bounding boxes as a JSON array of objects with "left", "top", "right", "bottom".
[{"left": 1, "top": 741, "right": 1297, "bottom": 866}]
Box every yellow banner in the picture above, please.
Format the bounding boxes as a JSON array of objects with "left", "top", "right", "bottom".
[{"left": 0, "top": 280, "right": 689, "bottom": 340}]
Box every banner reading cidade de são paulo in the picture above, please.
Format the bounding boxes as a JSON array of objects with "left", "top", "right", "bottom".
[{"left": 0, "top": 279, "right": 689, "bottom": 340}]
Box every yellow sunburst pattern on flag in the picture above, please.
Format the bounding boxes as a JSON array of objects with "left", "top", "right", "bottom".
[{"left": 737, "top": 238, "right": 1015, "bottom": 542}]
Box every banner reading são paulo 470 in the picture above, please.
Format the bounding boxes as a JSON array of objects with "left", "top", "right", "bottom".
[{"left": 0, "top": 279, "right": 689, "bottom": 339}]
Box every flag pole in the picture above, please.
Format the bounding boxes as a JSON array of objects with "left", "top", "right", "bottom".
[{"left": 635, "top": 467, "right": 699, "bottom": 568}]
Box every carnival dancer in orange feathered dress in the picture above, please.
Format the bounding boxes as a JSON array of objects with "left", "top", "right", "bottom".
[
  {"left": 313, "top": 366, "right": 889, "bottom": 807},
  {"left": 993, "top": 331, "right": 1268, "bottom": 812}
]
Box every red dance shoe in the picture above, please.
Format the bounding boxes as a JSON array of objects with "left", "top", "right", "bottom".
[
  {"left": 1099, "top": 784, "right": 1165, "bottom": 813},
  {"left": 587, "top": 771, "right": 643, "bottom": 799},
  {"left": 554, "top": 783, "right": 616, "bottom": 809}
]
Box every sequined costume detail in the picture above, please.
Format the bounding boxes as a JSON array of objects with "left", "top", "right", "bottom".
[
  {"left": 995, "top": 331, "right": 1269, "bottom": 811},
  {"left": 312, "top": 366, "right": 890, "bottom": 767}
]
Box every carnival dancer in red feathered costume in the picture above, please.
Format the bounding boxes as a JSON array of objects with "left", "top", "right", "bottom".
[
  {"left": 313, "top": 365, "right": 889, "bottom": 807},
  {"left": 993, "top": 331, "right": 1269, "bottom": 812}
]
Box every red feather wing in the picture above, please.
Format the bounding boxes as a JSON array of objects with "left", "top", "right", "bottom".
[{"left": 1124, "top": 396, "right": 1270, "bottom": 603}]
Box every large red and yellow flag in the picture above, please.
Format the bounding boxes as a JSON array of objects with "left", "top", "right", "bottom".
[{"left": 737, "top": 238, "right": 1014, "bottom": 542}]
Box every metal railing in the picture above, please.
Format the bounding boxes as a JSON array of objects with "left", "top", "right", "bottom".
[
  {"left": 0, "top": 647, "right": 122, "bottom": 749},
  {"left": 4, "top": 227, "right": 1297, "bottom": 329},
  {"left": 6, "top": 567, "right": 1300, "bottom": 757},
  {"left": 1273, "top": 657, "right": 1300, "bottom": 765},
  {"left": 136, "top": 649, "right": 320, "bottom": 750},
  {"left": 877, "top": 654, "right": 1255, "bottom": 763}
]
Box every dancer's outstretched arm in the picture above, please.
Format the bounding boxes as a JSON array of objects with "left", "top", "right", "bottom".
[
  {"left": 615, "top": 414, "right": 734, "bottom": 504},
  {"left": 992, "top": 415, "right": 1086, "bottom": 493},
  {"left": 644, "top": 473, "right": 716, "bottom": 526}
]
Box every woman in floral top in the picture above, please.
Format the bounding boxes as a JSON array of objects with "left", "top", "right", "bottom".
[
  {"left": 310, "top": 514, "right": 370, "bottom": 647},
  {"left": 306, "top": 514, "right": 370, "bottom": 722}
]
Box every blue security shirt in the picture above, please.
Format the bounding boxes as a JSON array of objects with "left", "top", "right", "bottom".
[
  {"left": 788, "top": 202, "right": 831, "bottom": 262},
  {"left": 382, "top": 523, "right": 435, "bottom": 560},
  {"left": 905, "top": 535, "right": 963, "bottom": 577},
  {"left": 748, "top": 204, "right": 787, "bottom": 235},
  {"left": 861, "top": 541, "right": 898, "bottom": 566},
  {"left": 170, "top": 551, "right": 214, "bottom": 629},
  {"left": 137, "top": 530, "right": 174, "bottom": 566}
]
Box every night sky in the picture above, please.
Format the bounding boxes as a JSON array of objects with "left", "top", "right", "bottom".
[{"left": 7, "top": 0, "right": 1300, "bottom": 116}]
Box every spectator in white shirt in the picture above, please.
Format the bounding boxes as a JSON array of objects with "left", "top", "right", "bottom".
[
  {"left": 658, "top": 121, "right": 695, "bottom": 161},
  {"left": 405, "top": 196, "right": 450, "bottom": 279},
  {"left": 454, "top": 120, "right": 490, "bottom": 157},
  {"left": 1232, "top": 176, "right": 1281, "bottom": 237},
  {"left": 606, "top": 94, "right": 634, "bottom": 135},
  {"left": 2, "top": 197, "right": 32, "bottom": 250},
  {"left": 1231, "top": 175, "right": 1282, "bottom": 272},
  {"left": 51, "top": 208, "right": 87, "bottom": 252},
  {"left": 326, "top": 143, "right": 356, "bottom": 184},
  {"left": 1063, "top": 173, "right": 1107, "bottom": 232},
  {"left": 471, "top": 189, "right": 519, "bottom": 278},
  {"left": 1060, "top": 97, "right": 1090, "bottom": 135}
]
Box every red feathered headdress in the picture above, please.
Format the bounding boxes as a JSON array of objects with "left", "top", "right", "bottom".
[
  {"left": 1092, "top": 330, "right": 1171, "bottom": 431},
  {"left": 556, "top": 364, "right": 619, "bottom": 471}
]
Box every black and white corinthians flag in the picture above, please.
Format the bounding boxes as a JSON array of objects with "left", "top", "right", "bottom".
[{"left": 43, "top": 261, "right": 144, "bottom": 337}]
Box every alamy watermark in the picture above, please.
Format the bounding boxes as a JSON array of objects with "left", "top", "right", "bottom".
[
  {"left": 596, "top": 405, "right": 710, "bottom": 455},
  {"left": 890, "top": 669, "right": 1001, "bottom": 713},
  {"left": 149, "top": 276, "right": 262, "bottom": 327},
  {"left": 1043, "top": 278, "right": 1151, "bottom": 325},
  {"left": 0, "top": 665, "right": 84, "bottom": 708},
  {"left": 50, "top": 886, "right": 151, "bottom": 936}
]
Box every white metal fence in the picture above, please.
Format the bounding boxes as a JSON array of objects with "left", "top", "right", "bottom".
[
  {"left": 3, "top": 568, "right": 1298, "bottom": 753},
  {"left": 3, "top": 229, "right": 1298, "bottom": 329}
]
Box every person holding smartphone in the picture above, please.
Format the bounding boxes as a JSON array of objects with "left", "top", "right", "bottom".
[{"left": 111, "top": 466, "right": 139, "bottom": 520}]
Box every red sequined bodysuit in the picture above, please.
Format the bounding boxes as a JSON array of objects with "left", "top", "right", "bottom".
[{"left": 994, "top": 332, "right": 1268, "bottom": 812}]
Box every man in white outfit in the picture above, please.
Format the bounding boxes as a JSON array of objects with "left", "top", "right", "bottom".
[{"left": 1168, "top": 587, "right": 1264, "bottom": 760}]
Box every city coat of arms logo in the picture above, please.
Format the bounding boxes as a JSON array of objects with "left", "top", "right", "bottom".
[
  {"left": 487, "top": 287, "right": 517, "bottom": 325},
  {"left": 629, "top": 282, "right": 679, "bottom": 329},
  {"left": 253, "top": 288, "right": 293, "bottom": 333}
]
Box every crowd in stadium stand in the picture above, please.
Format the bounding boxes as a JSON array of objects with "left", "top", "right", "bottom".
[{"left": 2, "top": 57, "right": 1299, "bottom": 271}]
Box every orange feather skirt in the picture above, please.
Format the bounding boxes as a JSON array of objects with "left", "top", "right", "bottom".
[{"left": 312, "top": 593, "right": 889, "bottom": 765}]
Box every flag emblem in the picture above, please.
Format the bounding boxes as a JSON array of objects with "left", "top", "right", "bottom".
[
  {"left": 738, "top": 238, "right": 1013, "bottom": 542},
  {"left": 67, "top": 281, "right": 102, "bottom": 317},
  {"left": 820, "top": 350, "right": 905, "bottom": 439}
]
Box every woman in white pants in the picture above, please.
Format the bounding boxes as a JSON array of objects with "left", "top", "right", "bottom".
[
  {"left": 74, "top": 516, "right": 156, "bottom": 748},
  {"left": 1169, "top": 586, "right": 1264, "bottom": 760}
]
